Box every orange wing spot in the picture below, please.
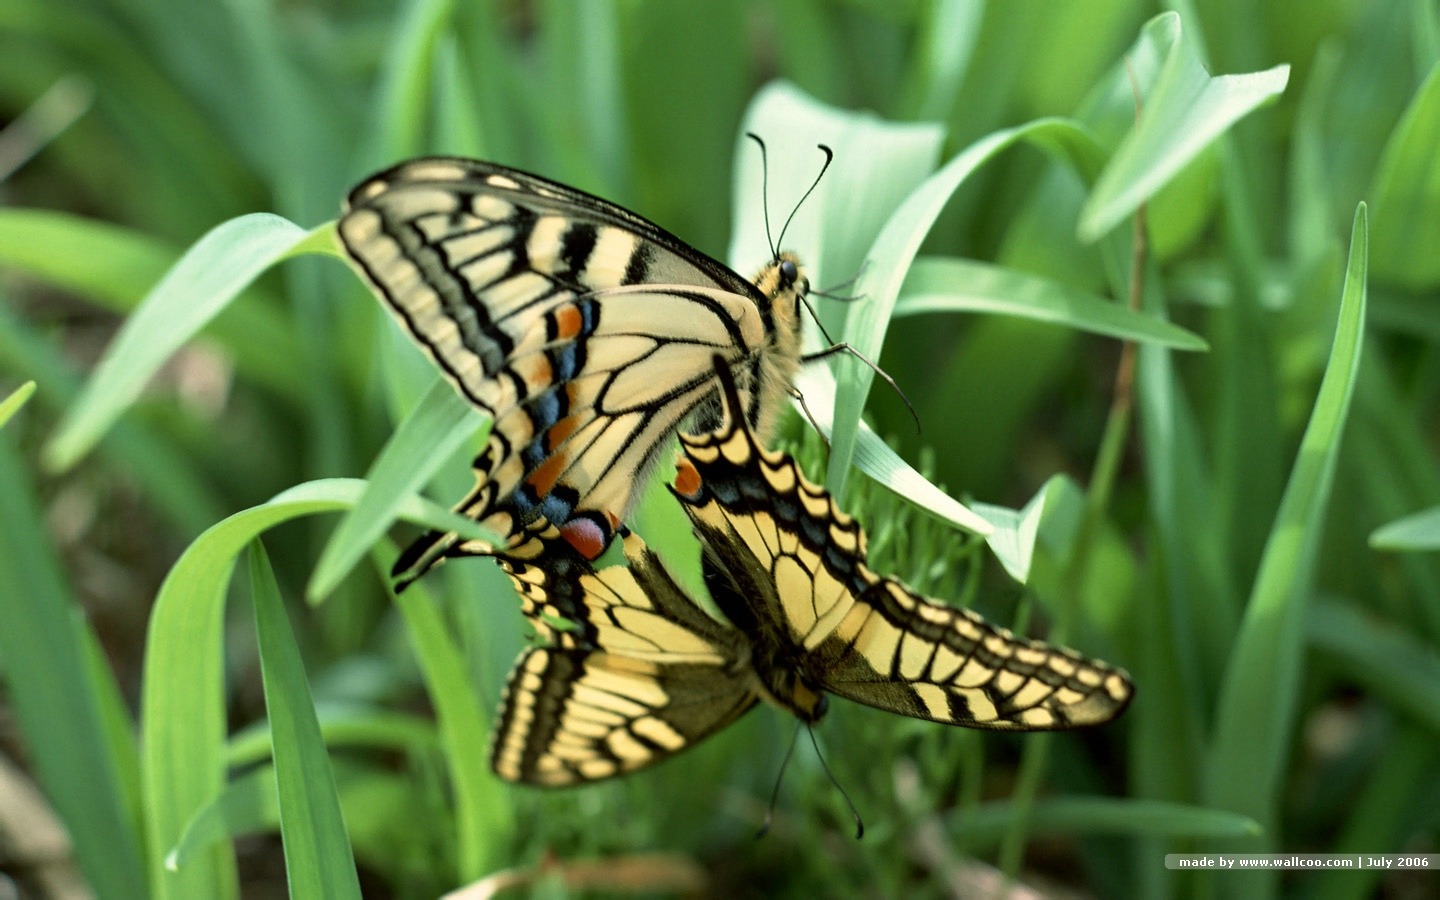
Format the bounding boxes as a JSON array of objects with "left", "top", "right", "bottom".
[
  {"left": 552, "top": 304, "right": 584, "bottom": 340},
  {"left": 517, "top": 354, "right": 553, "bottom": 392},
  {"left": 545, "top": 415, "right": 580, "bottom": 452},
  {"left": 673, "top": 459, "right": 702, "bottom": 499},
  {"left": 526, "top": 452, "right": 569, "bottom": 497}
]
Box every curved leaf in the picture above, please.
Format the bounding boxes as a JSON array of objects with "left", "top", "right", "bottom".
[
  {"left": 1078, "top": 13, "right": 1290, "bottom": 241},
  {"left": 46, "top": 214, "right": 318, "bottom": 471},
  {"left": 895, "top": 257, "right": 1208, "bottom": 350},
  {"left": 248, "top": 544, "right": 362, "bottom": 899},
  {"left": 0, "top": 380, "right": 36, "bottom": 427}
]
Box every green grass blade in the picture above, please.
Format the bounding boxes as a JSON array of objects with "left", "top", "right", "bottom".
[
  {"left": 0, "top": 434, "right": 149, "bottom": 900},
  {"left": 228, "top": 710, "right": 441, "bottom": 769},
  {"left": 1077, "top": 13, "right": 1290, "bottom": 241},
  {"left": 370, "top": 0, "right": 459, "bottom": 160},
  {"left": 0, "top": 379, "right": 36, "bottom": 426},
  {"left": 971, "top": 475, "right": 1073, "bottom": 584},
  {"left": 0, "top": 303, "right": 227, "bottom": 533},
  {"left": 733, "top": 84, "right": 1004, "bottom": 543},
  {"left": 1203, "top": 204, "right": 1368, "bottom": 894},
  {"left": 0, "top": 208, "right": 305, "bottom": 397},
  {"left": 894, "top": 257, "right": 1208, "bottom": 350},
  {"left": 955, "top": 797, "right": 1260, "bottom": 849},
  {"left": 174, "top": 712, "right": 443, "bottom": 870},
  {"left": 1367, "top": 61, "right": 1440, "bottom": 289},
  {"left": 1310, "top": 724, "right": 1437, "bottom": 900},
  {"left": 1308, "top": 597, "right": 1440, "bottom": 732},
  {"left": 249, "top": 543, "right": 363, "bottom": 900},
  {"left": 790, "top": 363, "right": 992, "bottom": 537},
  {"left": 1370, "top": 504, "right": 1440, "bottom": 550},
  {"left": 141, "top": 478, "right": 460, "bottom": 899},
  {"left": 386, "top": 546, "right": 512, "bottom": 880},
  {"left": 168, "top": 765, "right": 280, "bottom": 872},
  {"left": 45, "top": 213, "right": 314, "bottom": 471},
  {"left": 307, "top": 377, "right": 497, "bottom": 602},
  {"left": 827, "top": 117, "right": 1107, "bottom": 498}
]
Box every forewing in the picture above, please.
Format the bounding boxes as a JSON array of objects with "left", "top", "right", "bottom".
[{"left": 339, "top": 157, "right": 773, "bottom": 576}]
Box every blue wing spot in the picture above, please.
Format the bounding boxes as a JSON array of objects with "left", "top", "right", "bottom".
[
  {"left": 551, "top": 344, "right": 581, "bottom": 382},
  {"left": 540, "top": 493, "right": 575, "bottom": 523},
  {"left": 530, "top": 389, "right": 562, "bottom": 430}
]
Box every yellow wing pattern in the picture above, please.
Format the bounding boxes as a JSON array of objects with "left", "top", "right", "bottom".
[
  {"left": 491, "top": 530, "right": 756, "bottom": 786},
  {"left": 485, "top": 356, "right": 1130, "bottom": 788},
  {"left": 671, "top": 356, "right": 1134, "bottom": 731},
  {"left": 338, "top": 157, "right": 805, "bottom": 582}
]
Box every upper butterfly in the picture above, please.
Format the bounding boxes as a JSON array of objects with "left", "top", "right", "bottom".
[
  {"left": 489, "top": 355, "right": 1133, "bottom": 788},
  {"left": 338, "top": 155, "right": 809, "bottom": 582}
]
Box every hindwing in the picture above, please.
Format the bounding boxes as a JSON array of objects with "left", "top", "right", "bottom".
[
  {"left": 490, "top": 529, "right": 757, "bottom": 786},
  {"left": 671, "top": 356, "right": 1134, "bottom": 731},
  {"left": 338, "top": 157, "right": 804, "bottom": 582}
]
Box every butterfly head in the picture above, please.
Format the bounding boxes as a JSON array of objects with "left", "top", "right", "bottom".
[{"left": 754, "top": 250, "right": 810, "bottom": 327}]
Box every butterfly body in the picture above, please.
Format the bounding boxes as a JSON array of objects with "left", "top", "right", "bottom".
[
  {"left": 339, "top": 157, "right": 807, "bottom": 572},
  {"left": 485, "top": 357, "right": 1133, "bottom": 787}
]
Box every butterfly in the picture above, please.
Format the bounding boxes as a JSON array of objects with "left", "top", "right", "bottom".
[
  {"left": 488, "top": 355, "right": 1133, "bottom": 787},
  {"left": 338, "top": 155, "right": 811, "bottom": 584}
]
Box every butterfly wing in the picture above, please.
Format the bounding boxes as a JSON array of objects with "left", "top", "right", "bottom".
[
  {"left": 490, "top": 528, "right": 758, "bottom": 786},
  {"left": 672, "top": 356, "right": 1133, "bottom": 731},
  {"left": 339, "top": 157, "right": 802, "bottom": 578}
]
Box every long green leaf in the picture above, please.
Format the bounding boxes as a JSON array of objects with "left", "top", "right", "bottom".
[
  {"left": 1370, "top": 504, "right": 1440, "bottom": 551},
  {"left": 1078, "top": 12, "right": 1290, "bottom": 241},
  {"left": 1308, "top": 597, "right": 1440, "bottom": 732},
  {"left": 0, "top": 433, "right": 148, "bottom": 900},
  {"left": 1367, "top": 61, "right": 1440, "bottom": 289},
  {"left": 308, "top": 377, "right": 495, "bottom": 601},
  {"left": 954, "top": 797, "right": 1260, "bottom": 849},
  {"left": 828, "top": 116, "right": 1107, "bottom": 498},
  {"left": 894, "top": 257, "right": 1208, "bottom": 350},
  {"left": 0, "top": 380, "right": 36, "bottom": 427},
  {"left": 0, "top": 209, "right": 304, "bottom": 396},
  {"left": 1203, "top": 204, "right": 1367, "bottom": 895},
  {"left": 141, "top": 478, "right": 472, "bottom": 899},
  {"left": 46, "top": 213, "right": 315, "bottom": 471},
  {"left": 249, "top": 543, "right": 363, "bottom": 899},
  {"left": 388, "top": 548, "right": 512, "bottom": 881}
]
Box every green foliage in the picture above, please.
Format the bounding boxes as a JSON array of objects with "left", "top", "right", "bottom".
[{"left": 2, "top": 2, "right": 1436, "bottom": 898}]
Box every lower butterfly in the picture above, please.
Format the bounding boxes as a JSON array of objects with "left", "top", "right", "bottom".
[
  {"left": 489, "top": 355, "right": 1133, "bottom": 787},
  {"left": 338, "top": 151, "right": 815, "bottom": 583}
]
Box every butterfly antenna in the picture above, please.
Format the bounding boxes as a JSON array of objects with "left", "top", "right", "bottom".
[
  {"left": 757, "top": 719, "right": 804, "bottom": 839},
  {"left": 775, "top": 144, "right": 834, "bottom": 253},
  {"left": 807, "top": 724, "right": 864, "bottom": 839},
  {"left": 745, "top": 132, "right": 779, "bottom": 260}
]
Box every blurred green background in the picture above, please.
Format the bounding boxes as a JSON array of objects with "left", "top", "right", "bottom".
[{"left": 2, "top": 1, "right": 1438, "bottom": 898}]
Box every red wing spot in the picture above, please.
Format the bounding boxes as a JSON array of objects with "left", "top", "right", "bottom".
[
  {"left": 561, "top": 516, "right": 609, "bottom": 560},
  {"left": 526, "top": 453, "right": 569, "bottom": 497},
  {"left": 553, "top": 304, "right": 583, "bottom": 340},
  {"left": 673, "top": 459, "right": 702, "bottom": 499},
  {"left": 545, "top": 415, "right": 580, "bottom": 452}
]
